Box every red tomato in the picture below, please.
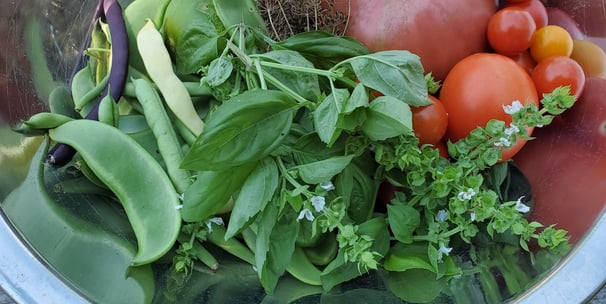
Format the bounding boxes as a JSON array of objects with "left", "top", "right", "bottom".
[
  {"left": 487, "top": 8, "right": 537, "bottom": 56},
  {"left": 513, "top": 77, "right": 606, "bottom": 243},
  {"left": 504, "top": 0, "right": 548, "bottom": 28},
  {"left": 531, "top": 56, "right": 586, "bottom": 99},
  {"left": 439, "top": 53, "right": 539, "bottom": 160},
  {"left": 508, "top": 50, "right": 537, "bottom": 74},
  {"left": 411, "top": 96, "right": 448, "bottom": 145},
  {"left": 548, "top": 0, "right": 606, "bottom": 38},
  {"left": 329, "top": 0, "right": 497, "bottom": 81}
]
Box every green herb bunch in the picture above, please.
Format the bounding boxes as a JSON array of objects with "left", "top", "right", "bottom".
[{"left": 168, "top": 20, "right": 572, "bottom": 299}]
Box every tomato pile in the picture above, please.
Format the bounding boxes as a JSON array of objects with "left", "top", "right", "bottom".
[{"left": 335, "top": 0, "right": 606, "bottom": 162}]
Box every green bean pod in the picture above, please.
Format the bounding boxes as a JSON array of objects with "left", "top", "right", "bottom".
[
  {"left": 133, "top": 78, "right": 192, "bottom": 194},
  {"left": 22, "top": 112, "right": 74, "bottom": 130},
  {"left": 49, "top": 119, "right": 182, "bottom": 266},
  {"left": 136, "top": 19, "right": 205, "bottom": 136}
]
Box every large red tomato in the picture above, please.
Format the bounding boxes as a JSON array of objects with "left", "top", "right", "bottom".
[
  {"left": 439, "top": 53, "right": 539, "bottom": 160},
  {"left": 329, "top": 0, "right": 497, "bottom": 81},
  {"left": 513, "top": 77, "right": 606, "bottom": 243}
]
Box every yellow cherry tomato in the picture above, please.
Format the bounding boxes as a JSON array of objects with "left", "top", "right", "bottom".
[
  {"left": 530, "top": 25, "right": 573, "bottom": 62},
  {"left": 570, "top": 39, "right": 606, "bottom": 79}
]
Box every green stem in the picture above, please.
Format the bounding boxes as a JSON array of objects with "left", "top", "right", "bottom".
[
  {"left": 254, "top": 60, "right": 339, "bottom": 79},
  {"left": 261, "top": 69, "right": 310, "bottom": 104},
  {"left": 276, "top": 157, "right": 313, "bottom": 198}
]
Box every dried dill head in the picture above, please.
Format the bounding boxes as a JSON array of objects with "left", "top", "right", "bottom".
[{"left": 256, "top": 0, "right": 349, "bottom": 41}]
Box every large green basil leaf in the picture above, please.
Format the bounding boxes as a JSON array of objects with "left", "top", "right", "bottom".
[
  {"left": 382, "top": 268, "right": 445, "bottom": 303},
  {"left": 256, "top": 205, "right": 300, "bottom": 295},
  {"left": 362, "top": 95, "right": 413, "bottom": 141},
  {"left": 225, "top": 158, "right": 279, "bottom": 239},
  {"left": 347, "top": 50, "right": 430, "bottom": 107},
  {"left": 163, "top": 0, "right": 224, "bottom": 75},
  {"left": 181, "top": 90, "right": 299, "bottom": 171},
  {"left": 256, "top": 50, "right": 322, "bottom": 102},
  {"left": 273, "top": 31, "right": 370, "bottom": 69},
  {"left": 212, "top": 0, "right": 268, "bottom": 34},
  {"left": 181, "top": 163, "right": 257, "bottom": 222}
]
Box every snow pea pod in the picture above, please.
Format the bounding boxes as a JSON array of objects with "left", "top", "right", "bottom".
[{"left": 48, "top": 119, "right": 181, "bottom": 266}]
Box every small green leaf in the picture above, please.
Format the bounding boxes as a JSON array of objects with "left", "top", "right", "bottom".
[
  {"left": 313, "top": 89, "right": 350, "bottom": 145},
  {"left": 362, "top": 96, "right": 413, "bottom": 141},
  {"left": 256, "top": 50, "right": 322, "bottom": 101},
  {"left": 205, "top": 56, "right": 234, "bottom": 87},
  {"left": 294, "top": 154, "right": 355, "bottom": 184},
  {"left": 387, "top": 202, "right": 420, "bottom": 244}
]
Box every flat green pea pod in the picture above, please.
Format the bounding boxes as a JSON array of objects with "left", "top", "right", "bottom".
[
  {"left": 133, "top": 78, "right": 192, "bottom": 194},
  {"left": 2, "top": 139, "right": 155, "bottom": 303},
  {"left": 49, "top": 119, "right": 181, "bottom": 266}
]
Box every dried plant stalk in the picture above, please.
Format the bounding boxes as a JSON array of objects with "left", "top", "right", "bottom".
[{"left": 255, "top": 0, "right": 350, "bottom": 41}]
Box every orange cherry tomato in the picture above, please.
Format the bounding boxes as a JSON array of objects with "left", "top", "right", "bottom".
[
  {"left": 570, "top": 39, "right": 606, "bottom": 80},
  {"left": 529, "top": 25, "right": 573, "bottom": 62}
]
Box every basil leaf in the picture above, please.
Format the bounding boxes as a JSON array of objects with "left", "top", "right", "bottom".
[
  {"left": 181, "top": 163, "right": 257, "bottom": 222},
  {"left": 181, "top": 90, "right": 298, "bottom": 171},
  {"left": 383, "top": 269, "right": 444, "bottom": 303},
  {"left": 334, "top": 163, "right": 379, "bottom": 224},
  {"left": 294, "top": 154, "right": 355, "bottom": 185},
  {"left": 313, "top": 89, "right": 350, "bottom": 146},
  {"left": 256, "top": 50, "right": 322, "bottom": 102},
  {"left": 337, "top": 83, "right": 369, "bottom": 131},
  {"left": 205, "top": 56, "right": 234, "bottom": 87},
  {"left": 256, "top": 205, "right": 300, "bottom": 295},
  {"left": 384, "top": 243, "right": 434, "bottom": 273},
  {"left": 164, "top": 0, "right": 223, "bottom": 75},
  {"left": 225, "top": 158, "right": 279, "bottom": 239},
  {"left": 362, "top": 95, "right": 413, "bottom": 141},
  {"left": 387, "top": 202, "right": 420, "bottom": 244},
  {"left": 273, "top": 31, "right": 370, "bottom": 69},
  {"left": 347, "top": 50, "right": 429, "bottom": 106}
]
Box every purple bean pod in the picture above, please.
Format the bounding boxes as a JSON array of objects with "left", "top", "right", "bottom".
[{"left": 49, "top": 0, "right": 129, "bottom": 166}]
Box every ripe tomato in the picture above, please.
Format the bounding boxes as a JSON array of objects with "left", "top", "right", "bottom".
[
  {"left": 570, "top": 39, "right": 606, "bottom": 79},
  {"left": 508, "top": 50, "right": 537, "bottom": 74},
  {"left": 411, "top": 96, "right": 448, "bottom": 145},
  {"left": 329, "top": 0, "right": 497, "bottom": 81},
  {"left": 487, "top": 8, "right": 536, "bottom": 56},
  {"left": 531, "top": 56, "right": 586, "bottom": 100},
  {"left": 513, "top": 77, "right": 606, "bottom": 243},
  {"left": 504, "top": 0, "right": 548, "bottom": 28},
  {"left": 439, "top": 53, "right": 539, "bottom": 160},
  {"left": 529, "top": 25, "right": 574, "bottom": 62}
]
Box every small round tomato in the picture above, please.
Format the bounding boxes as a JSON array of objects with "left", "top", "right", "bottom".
[
  {"left": 508, "top": 50, "right": 537, "bottom": 74},
  {"left": 531, "top": 56, "right": 586, "bottom": 100},
  {"left": 411, "top": 96, "right": 448, "bottom": 145},
  {"left": 529, "top": 25, "right": 573, "bottom": 62},
  {"left": 504, "top": 0, "right": 548, "bottom": 29},
  {"left": 439, "top": 53, "right": 539, "bottom": 160},
  {"left": 487, "top": 8, "right": 536, "bottom": 56},
  {"left": 570, "top": 39, "right": 606, "bottom": 80}
]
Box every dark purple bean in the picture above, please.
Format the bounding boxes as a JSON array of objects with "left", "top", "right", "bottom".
[{"left": 49, "top": 0, "right": 129, "bottom": 166}]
